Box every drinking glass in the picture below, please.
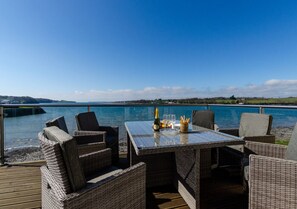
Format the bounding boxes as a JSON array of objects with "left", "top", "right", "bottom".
[
  {"left": 170, "top": 114, "right": 176, "bottom": 128},
  {"left": 163, "top": 114, "right": 169, "bottom": 127}
]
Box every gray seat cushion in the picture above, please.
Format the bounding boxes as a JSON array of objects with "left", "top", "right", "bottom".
[
  {"left": 44, "top": 126, "right": 86, "bottom": 191},
  {"left": 244, "top": 165, "right": 249, "bottom": 181},
  {"left": 241, "top": 156, "right": 249, "bottom": 181},
  {"left": 239, "top": 113, "right": 272, "bottom": 137},
  {"left": 285, "top": 123, "right": 297, "bottom": 161}
]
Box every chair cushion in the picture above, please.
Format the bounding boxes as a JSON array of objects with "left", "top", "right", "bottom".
[
  {"left": 39, "top": 132, "right": 72, "bottom": 195},
  {"left": 244, "top": 165, "right": 249, "bottom": 181},
  {"left": 242, "top": 156, "right": 250, "bottom": 181},
  {"left": 46, "top": 116, "right": 69, "bottom": 134},
  {"left": 44, "top": 126, "right": 86, "bottom": 191},
  {"left": 76, "top": 112, "right": 100, "bottom": 131},
  {"left": 285, "top": 123, "right": 297, "bottom": 161},
  {"left": 192, "top": 110, "right": 214, "bottom": 130},
  {"left": 239, "top": 113, "right": 272, "bottom": 137}
]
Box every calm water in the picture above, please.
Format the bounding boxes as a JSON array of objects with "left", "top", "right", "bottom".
[{"left": 4, "top": 105, "right": 297, "bottom": 149}]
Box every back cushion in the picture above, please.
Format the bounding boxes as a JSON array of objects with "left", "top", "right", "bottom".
[
  {"left": 286, "top": 123, "right": 297, "bottom": 161},
  {"left": 38, "top": 132, "right": 72, "bottom": 195},
  {"left": 46, "top": 116, "right": 69, "bottom": 134},
  {"left": 239, "top": 113, "right": 272, "bottom": 137},
  {"left": 192, "top": 110, "right": 214, "bottom": 130},
  {"left": 44, "top": 126, "right": 86, "bottom": 191},
  {"left": 76, "top": 111, "right": 100, "bottom": 131}
]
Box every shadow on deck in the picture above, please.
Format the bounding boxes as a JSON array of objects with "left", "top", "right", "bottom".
[{"left": 0, "top": 157, "right": 248, "bottom": 209}]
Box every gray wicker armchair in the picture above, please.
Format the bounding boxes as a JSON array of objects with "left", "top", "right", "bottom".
[
  {"left": 75, "top": 112, "right": 119, "bottom": 163},
  {"left": 218, "top": 113, "right": 275, "bottom": 169},
  {"left": 220, "top": 113, "right": 275, "bottom": 144},
  {"left": 244, "top": 124, "right": 297, "bottom": 208},
  {"left": 39, "top": 126, "right": 146, "bottom": 209},
  {"left": 46, "top": 116, "right": 106, "bottom": 155}
]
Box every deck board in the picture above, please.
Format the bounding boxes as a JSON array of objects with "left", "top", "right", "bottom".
[{"left": 0, "top": 159, "right": 247, "bottom": 209}]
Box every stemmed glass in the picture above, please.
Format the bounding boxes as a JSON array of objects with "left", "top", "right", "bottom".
[
  {"left": 163, "top": 114, "right": 169, "bottom": 128},
  {"left": 170, "top": 114, "right": 176, "bottom": 129}
]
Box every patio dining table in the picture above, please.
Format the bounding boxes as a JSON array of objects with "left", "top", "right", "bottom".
[{"left": 125, "top": 121, "right": 244, "bottom": 209}]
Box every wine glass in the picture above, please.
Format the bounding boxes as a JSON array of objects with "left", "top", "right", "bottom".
[
  {"left": 170, "top": 114, "right": 176, "bottom": 129},
  {"left": 163, "top": 114, "right": 169, "bottom": 127}
]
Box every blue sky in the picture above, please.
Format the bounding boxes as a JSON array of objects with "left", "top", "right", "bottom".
[{"left": 1, "top": 0, "right": 297, "bottom": 101}]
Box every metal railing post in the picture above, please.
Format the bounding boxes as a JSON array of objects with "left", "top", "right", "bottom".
[
  {"left": 0, "top": 107, "right": 4, "bottom": 165},
  {"left": 88, "top": 105, "right": 91, "bottom": 112},
  {"left": 259, "top": 106, "right": 264, "bottom": 114}
]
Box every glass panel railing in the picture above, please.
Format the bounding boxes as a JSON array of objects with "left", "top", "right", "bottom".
[
  {"left": 263, "top": 108, "right": 297, "bottom": 128},
  {"left": 209, "top": 105, "right": 260, "bottom": 128},
  {"left": 263, "top": 107, "right": 297, "bottom": 140},
  {"left": 2, "top": 104, "right": 297, "bottom": 163},
  {"left": 91, "top": 105, "right": 208, "bottom": 146},
  {"left": 4, "top": 106, "right": 88, "bottom": 149}
]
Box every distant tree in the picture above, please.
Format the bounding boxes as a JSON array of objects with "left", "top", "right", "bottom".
[{"left": 230, "top": 95, "right": 236, "bottom": 100}]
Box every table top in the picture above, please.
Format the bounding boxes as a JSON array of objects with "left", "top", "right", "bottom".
[{"left": 125, "top": 121, "right": 245, "bottom": 155}]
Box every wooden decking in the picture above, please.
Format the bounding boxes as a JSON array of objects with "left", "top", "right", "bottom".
[
  {"left": 0, "top": 160, "right": 247, "bottom": 209},
  {"left": 0, "top": 161, "right": 43, "bottom": 209}
]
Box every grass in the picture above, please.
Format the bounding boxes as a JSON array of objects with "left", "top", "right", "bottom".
[{"left": 275, "top": 139, "right": 289, "bottom": 146}]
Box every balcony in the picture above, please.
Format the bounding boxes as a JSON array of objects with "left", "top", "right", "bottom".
[{"left": 0, "top": 103, "right": 296, "bottom": 208}]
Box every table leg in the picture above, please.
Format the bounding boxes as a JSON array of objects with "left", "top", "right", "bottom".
[
  {"left": 195, "top": 149, "right": 200, "bottom": 209},
  {"left": 127, "top": 133, "right": 133, "bottom": 167},
  {"left": 175, "top": 149, "right": 201, "bottom": 209}
]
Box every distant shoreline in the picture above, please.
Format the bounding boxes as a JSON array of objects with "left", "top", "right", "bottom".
[
  {"left": 4, "top": 107, "right": 46, "bottom": 117},
  {"left": 124, "top": 97, "right": 297, "bottom": 105}
]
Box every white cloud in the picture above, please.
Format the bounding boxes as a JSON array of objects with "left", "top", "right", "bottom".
[
  {"left": 46, "top": 79, "right": 297, "bottom": 102},
  {"left": 73, "top": 86, "right": 200, "bottom": 101},
  {"left": 265, "top": 79, "right": 297, "bottom": 86}
]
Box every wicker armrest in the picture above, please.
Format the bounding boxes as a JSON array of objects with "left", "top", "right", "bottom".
[
  {"left": 73, "top": 130, "right": 106, "bottom": 144},
  {"left": 249, "top": 154, "right": 297, "bottom": 209},
  {"left": 41, "top": 166, "right": 68, "bottom": 199},
  {"left": 243, "top": 135, "right": 275, "bottom": 144},
  {"left": 63, "top": 162, "right": 146, "bottom": 208},
  {"left": 245, "top": 141, "right": 287, "bottom": 159},
  {"left": 77, "top": 142, "right": 106, "bottom": 156},
  {"left": 219, "top": 128, "right": 239, "bottom": 136},
  {"left": 79, "top": 148, "right": 112, "bottom": 176},
  {"left": 98, "top": 126, "right": 119, "bottom": 137}
]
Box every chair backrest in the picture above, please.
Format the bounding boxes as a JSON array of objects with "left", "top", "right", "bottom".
[
  {"left": 286, "top": 123, "right": 297, "bottom": 161},
  {"left": 40, "top": 126, "right": 86, "bottom": 193},
  {"left": 192, "top": 110, "right": 215, "bottom": 130},
  {"left": 239, "top": 113, "right": 272, "bottom": 137},
  {"left": 46, "top": 116, "right": 69, "bottom": 134},
  {"left": 39, "top": 131, "right": 72, "bottom": 196},
  {"left": 76, "top": 111, "right": 100, "bottom": 131}
]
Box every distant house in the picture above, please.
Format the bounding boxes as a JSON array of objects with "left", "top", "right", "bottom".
[{"left": 0, "top": 99, "right": 10, "bottom": 104}]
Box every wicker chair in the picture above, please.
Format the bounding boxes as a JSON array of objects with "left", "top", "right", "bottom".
[
  {"left": 192, "top": 110, "right": 216, "bottom": 178},
  {"left": 39, "top": 126, "right": 146, "bottom": 209},
  {"left": 192, "top": 110, "right": 215, "bottom": 130},
  {"left": 76, "top": 112, "right": 119, "bottom": 163},
  {"left": 245, "top": 123, "right": 297, "bottom": 209},
  {"left": 218, "top": 113, "right": 275, "bottom": 169},
  {"left": 220, "top": 113, "right": 275, "bottom": 144},
  {"left": 46, "top": 116, "right": 106, "bottom": 156}
]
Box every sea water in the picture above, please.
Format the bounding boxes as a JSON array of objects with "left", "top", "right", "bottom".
[{"left": 3, "top": 105, "right": 297, "bottom": 149}]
